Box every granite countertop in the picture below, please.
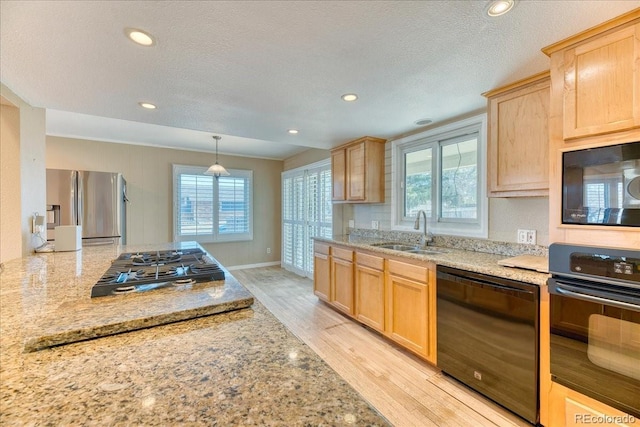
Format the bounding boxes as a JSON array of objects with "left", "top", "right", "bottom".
[
  {"left": 10, "top": 241, "right": 255, "bottom": 352},
  {"left": 0, "top": 243, "right": 388, "bottom": 426},
  {"left": 314, "top": 235, "right": 550, "bottom": 286}
]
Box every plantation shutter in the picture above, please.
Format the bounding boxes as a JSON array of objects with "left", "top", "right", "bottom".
[{"left": 281, "top": 160, "right": 332, "bottom": 278}]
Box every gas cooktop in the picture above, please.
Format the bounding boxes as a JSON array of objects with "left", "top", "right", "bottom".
[{"left": 91, "top": 248, "right": 225, "bottom": 297}]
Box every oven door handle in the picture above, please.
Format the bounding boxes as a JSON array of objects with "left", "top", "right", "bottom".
[{"left": 552, "top": 281, "right": 640, "bottom": 311}]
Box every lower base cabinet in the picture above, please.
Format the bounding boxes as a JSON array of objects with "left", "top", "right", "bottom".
[
  {"left": 355, "top": 252, "right": 385, "bottom": 332},
  {"left": 312, "top": 242, "right": 437, "bottom": 364},
  {"left": 331, "top": 247, "right": 355, "bottom": 315},
  {"left": 386, "top": 259, "right": 435, "bottom": 362},
  {"left": 313, "top": 243, "right": 331, "bottom": 302},
  {"left": 548, "top": 382, "right": 640, "bottom": 427}
]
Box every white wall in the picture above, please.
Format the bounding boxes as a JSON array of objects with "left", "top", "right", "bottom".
[
  {"left": 46, "top": 136, "right": 283, "bottom": 267},
  {"left": 0, "top": 100, "right": 21, "bottom": 262},
  {"left": 283, "top": 148, "right": 330, "bottom": 171},
  {"left": 0, "top": 84, "right": 47, "bottom": 259}
]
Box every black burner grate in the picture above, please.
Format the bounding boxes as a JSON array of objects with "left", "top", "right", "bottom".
[{"left": 91, "top": 248, "right": 225, "bottom": 297}]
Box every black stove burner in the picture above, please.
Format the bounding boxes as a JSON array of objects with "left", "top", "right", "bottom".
[
  {"left": 117, "top": 250, "right": 187, "bottom": 266},
  {"left": 91, "top": 248, "right": 225, "bottom": 297}
]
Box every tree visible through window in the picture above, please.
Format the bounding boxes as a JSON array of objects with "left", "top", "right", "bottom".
[{"left": 394, "top": 114, "right": 487, "bottom": 238}]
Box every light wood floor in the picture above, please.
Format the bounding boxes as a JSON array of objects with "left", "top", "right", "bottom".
[{"left": 233, "top": 266, "right": 531, "bottom": 427}]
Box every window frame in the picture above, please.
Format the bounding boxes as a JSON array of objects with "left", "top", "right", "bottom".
[
  {"left": 391, "top": 113, "right": 488, "bottom": 238},
  {"left": 172, "top": 164, "right": 253, "bottom": 243}
]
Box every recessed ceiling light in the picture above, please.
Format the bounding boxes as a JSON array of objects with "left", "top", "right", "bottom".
[
  {"left": 288, "top": 129, "right": 299, "bottom": 134},
  {"left": 415, "top": 118, "right": 433, "bottom": 126},
  {"left": 486, "top": 0, "right": 515, "bottom": 17},
  {"left": 341, "top": 93, "right": 358, "bottom": 102},
  {"left": 125, "top": 28, "right": 155, "bottom": 46},
  {"left": 138, "top": 102, "right": 157, "bottom": 109}
]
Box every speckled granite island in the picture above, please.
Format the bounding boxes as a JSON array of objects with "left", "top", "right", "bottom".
[{"left": 0, "top": 242, "right": 389, "bottom": 426}]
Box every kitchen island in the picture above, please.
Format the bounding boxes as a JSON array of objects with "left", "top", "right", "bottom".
[{"left": 0, "top": 243, "right": 388, "bottom": 425}]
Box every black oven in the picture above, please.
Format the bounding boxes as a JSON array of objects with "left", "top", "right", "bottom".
[
  {"left": 562, "top": 141, "right": 640, "bottom": 226},
  {"left": 548, "top": 243, "right": 640, "bottom": 418}
]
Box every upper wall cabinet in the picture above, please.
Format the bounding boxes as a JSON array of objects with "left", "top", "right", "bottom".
[
  {"left": 543, "top": 9, "right": 640, "bottom": 248},
  {"left": 543, "top": 15, "right": 640, "bottom": 142},
  {"left": 331, "top": 136, "right": 386, "bottom": 203},
  {"left": 483, "top": 71, "right": 550, "bottom": 197}
]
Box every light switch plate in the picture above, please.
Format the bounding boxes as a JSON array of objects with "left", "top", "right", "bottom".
[{"left": 371, "top": 220, "right": 379, "bottom": 230}]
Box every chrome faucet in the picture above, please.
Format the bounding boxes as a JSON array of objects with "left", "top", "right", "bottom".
[{"left": 414, "top": 210, "right": 434, "bottom": 247}]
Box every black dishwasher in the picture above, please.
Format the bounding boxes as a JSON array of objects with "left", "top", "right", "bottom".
[{"left": 436, "top": 266, "right": 539, "bottom": 424}]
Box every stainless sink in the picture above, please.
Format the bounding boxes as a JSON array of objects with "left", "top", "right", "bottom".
[
  {"left": 373, "top": 244, "right": 418, "bottom": 251},
  {"left": 405, "top": 249, "right": 447, "bottom": 255},
  {"left": 371, "top": 243, "right": 448, "bottom": 254}
]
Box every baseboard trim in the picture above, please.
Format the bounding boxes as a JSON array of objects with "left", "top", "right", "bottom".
[{"left": 226, "top": 261, "right": 281, "bottom": 271}]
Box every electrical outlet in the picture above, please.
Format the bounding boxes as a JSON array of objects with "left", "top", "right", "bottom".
[
  {"left": 266, "top": 247, "right": 271, "bottom": 254},
  {"left": 517, "top": 229, "right": 536, "bottom": 245},
  {"left": 348, "top": 219, "right": 355, "bottom": 228},
  {"left": 526, "top": 230, "right": 537, "bottom": 245},
  {"left": 371, "top": 220, "right": 379, "bottom": 230},
  {"left": 32, "top": 213, "right": 45, "bottom": 234}
]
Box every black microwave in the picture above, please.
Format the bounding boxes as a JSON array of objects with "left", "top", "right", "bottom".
[{"left": 563, "top": 141, "right": 640, "bottom": 227}]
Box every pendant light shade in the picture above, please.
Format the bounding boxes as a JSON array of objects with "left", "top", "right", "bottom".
[{"left": 204, "top": 136, "right": 230, "bottom": 179}]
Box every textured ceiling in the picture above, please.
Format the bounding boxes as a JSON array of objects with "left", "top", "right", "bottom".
[{"left": 1, "top": 1, "right": 639, "bottom": 160}]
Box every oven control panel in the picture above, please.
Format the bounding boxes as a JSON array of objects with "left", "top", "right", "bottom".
[
  {"left": 549, "top": 243, "right": 640, "bottom": 286},
  {"left": 570, "top": 252, "right": 640, "bottom": 282}
]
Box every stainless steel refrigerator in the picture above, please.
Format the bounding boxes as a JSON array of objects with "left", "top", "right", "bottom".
[{"left": 46, "top": 169, "right": 127, "bottom": 245}]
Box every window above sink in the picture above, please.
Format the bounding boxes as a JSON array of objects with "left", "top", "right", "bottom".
[{"left": 391, "top": 114, "right": 488, "bottom": 239}]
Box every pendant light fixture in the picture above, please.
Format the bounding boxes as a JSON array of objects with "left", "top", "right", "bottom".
[{"left": 204, "top": 136, "right": 230, "bottom": 179}]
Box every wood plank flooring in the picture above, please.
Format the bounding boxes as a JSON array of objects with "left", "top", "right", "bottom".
[{"left": 233, "top": 266, "right": 531, "bottom": 427}]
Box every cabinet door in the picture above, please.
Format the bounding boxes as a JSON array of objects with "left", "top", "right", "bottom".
[
  {"left": 548, "top": 382, "right": 640, "bottom": 427},
  {"left": 346, "top": 142, "right": 366, "bottom": 201},
  {"left": 386, "top": 274, "right": 429, "bottom": 358},
  {"left": 331, "top": 149, "right": 346, "bottom": 201},
  {"left": 355, "top": 264, "right": 385, "bottom": 332},
  {"left": 332, "top": 257, "right": 354, "bottom": 315},
  {"left": 563, "top": 23, "right": 640, "bottom": 140},
  {"left": 313, "top": 253, "right": 331, "bottom": 302},
  {"left": 487, "top": 75, "right": 550, "bottom": 196}
]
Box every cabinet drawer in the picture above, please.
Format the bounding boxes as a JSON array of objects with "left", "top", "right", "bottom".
[
  {"left": 356, "top": 252, "right": 384, "bottom": 271},
  {"left": 388, "top": 260, "right": 429, "bottom": 283},
  {"left": 314, "top": 242, "right": 330, "bottom": 256},
  {"left": 332, "top": 247, "right": 354, "bottom": 261}
]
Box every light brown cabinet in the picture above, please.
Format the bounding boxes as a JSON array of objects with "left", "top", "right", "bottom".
[
  {"left": 330, "top": 246, "right": 355, "bottom": 315},
  {"left": 548, "top": 382, "right": 639, "bottom": 427},
  {"left": 543, "top": 9, "right": 640, "bottom": 249},
  {"left": 560, "top": 22, "right": 640, "bottom": 141},
  {"left": 483, "top": 71, "right": 550, "bottom": 197},
  {"left": 385, "top": 259, "right": 435, "bottom": 362},
  {"left": 355, "top": 252, "right": 385, "bottom": 332},
  {"left": 313, "top": 241, "right": 437, "bottom": 363},
  {"left": 313, "top": 242, "right": 331, "bottom": 302},
  {"left": 331, "top": 136, "right": 386, "bottom": 203},
  {"left": 331, "top": 149, "right": 346, "bottom": 201}
]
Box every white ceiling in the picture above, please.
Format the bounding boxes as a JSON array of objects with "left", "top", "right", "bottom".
[{"left": 2, "top": 1, "right": 639, "bottom": 160}]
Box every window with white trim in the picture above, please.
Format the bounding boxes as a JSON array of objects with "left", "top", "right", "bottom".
[
  {"left": 393, "top": 114, "right": 488, "bottom": 238},
  {"left": 282, "top": 160, "right": 332, "bottom": 278},
  {"left": 173, "top": 164, "right": 253, "bottom": 242}
]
